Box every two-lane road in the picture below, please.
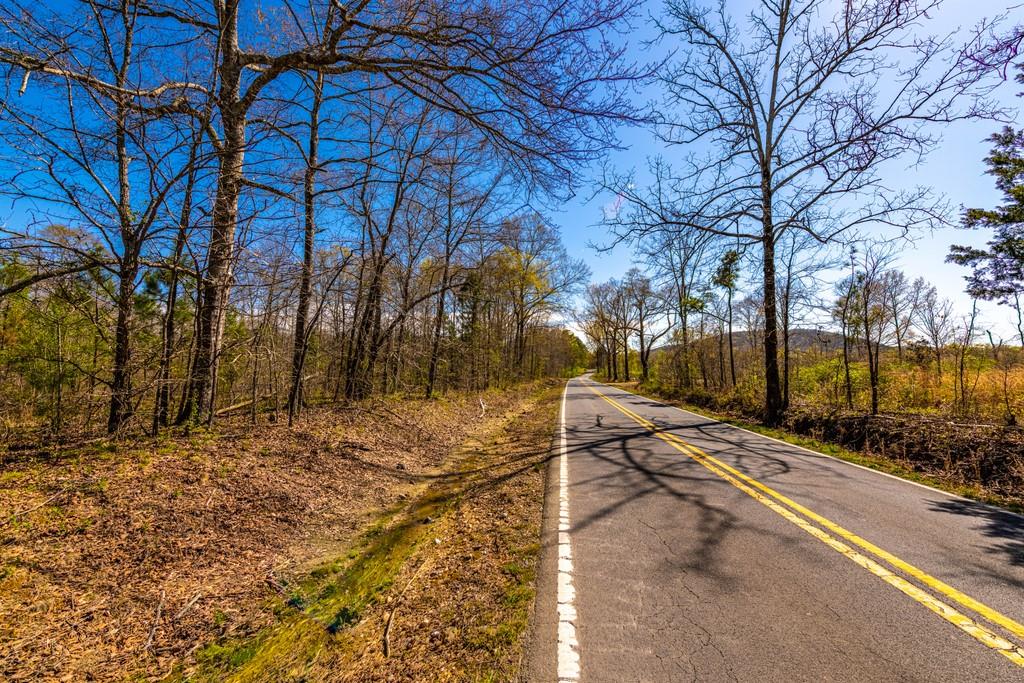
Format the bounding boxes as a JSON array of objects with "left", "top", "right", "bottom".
[{"left": 529, "top": 376, "right": 1024, "bottom": 682}]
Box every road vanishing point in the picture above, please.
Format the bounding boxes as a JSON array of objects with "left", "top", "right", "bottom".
[{"left": 529, "top": 375, "right": 1024, "bottom": 682}]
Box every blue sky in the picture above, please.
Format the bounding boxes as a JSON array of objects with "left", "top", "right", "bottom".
[{"left": 552, "top": 0, "right": 1023, "bottom": 341}]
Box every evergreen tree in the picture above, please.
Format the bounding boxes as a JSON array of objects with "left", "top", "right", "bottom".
[{"left": 948, "top": 121, "right": 1024, "bottom": 344}]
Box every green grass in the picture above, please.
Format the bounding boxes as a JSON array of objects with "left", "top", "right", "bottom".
[
  {"left": 469, "top": 541, "right": 541, "bottom": 663},
  {"left": 174, "top": 438, "right": 509, "bottom": 682},
  {"left": 179, "top": 489, "right": 455, "bottom": 683}
]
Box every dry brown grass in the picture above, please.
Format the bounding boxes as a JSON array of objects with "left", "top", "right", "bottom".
[{"left": 0, "top": 384, "right": 553, "bottom": 682}]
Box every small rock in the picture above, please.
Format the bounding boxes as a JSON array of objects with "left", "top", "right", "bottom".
[{"left": 395, "top": 462, "right": 406, "bottom": 470}]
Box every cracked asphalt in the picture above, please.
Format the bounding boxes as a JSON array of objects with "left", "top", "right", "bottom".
[{"left": 528, "top": 376, "right": 1024, "bottom": 682}]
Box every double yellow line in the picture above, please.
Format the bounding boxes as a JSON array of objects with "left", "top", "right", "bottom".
[{"left": 587, "top": 384, "right": 1024, "bottom": 668}]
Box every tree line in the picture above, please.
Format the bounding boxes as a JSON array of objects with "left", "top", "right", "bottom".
[
  {"left": 585, "top": 0, "right": 1024, "bottom": 425},
  {"left": 0, "top": 0, "right": 631, "bottom": 435},
  {"left": 582, "top": 236, "right": 1024, "bottom": 422}
]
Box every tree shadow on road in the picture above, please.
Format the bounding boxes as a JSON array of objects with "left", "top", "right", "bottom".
[
  {"left": 561, "top": 421, "right": 751, "bottom": 585},
  {"left": 927, "top": 499, "right": 1024, "bottom": 568}
]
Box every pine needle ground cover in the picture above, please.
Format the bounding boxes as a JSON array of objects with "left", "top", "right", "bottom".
[{"left": 1, "top": 382, "right": 559, "bottom": 681}]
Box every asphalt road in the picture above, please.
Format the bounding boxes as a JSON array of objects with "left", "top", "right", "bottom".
[{"left": 528, "top": 376, "right": 1024, "bottom": 682}]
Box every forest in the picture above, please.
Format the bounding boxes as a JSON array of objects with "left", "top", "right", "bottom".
[
  {"left": 0, "top": 0, "right": 602, "bottom": 440},
  {"left": 0, "top": 2, "right": 621, "bottom": 680}
]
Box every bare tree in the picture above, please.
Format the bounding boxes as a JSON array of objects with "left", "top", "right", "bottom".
[
  {"left": 624, "top": 269, "right": 671, "bottom": 382},
  {"left": 604, "top": 0, "right": 1003, "bottom": 423},
  {"left": 499, "top": 216, "right": 589, "bottom": 375},
  {"left": 852, "top": 247, "right": 897, "bottom": 415},
  {"left": 953, "top": 301, "right": 980, "bottom": 415},
  {"left": 620, "top": 192, "right": 721, "bottom": 388},
  {"left": 0, "top": 1, "right": 208, "bottom": 432},
  {"left": 832, "top": 250, "right": 859, "bottom": 411},
  {"left": 581, "top": 282, "right": 620, "bottom": 379},
  {"left": 711, "top": 248, "right": 740, "bottom": 388},
  {"left": 915, "top": 281, "right": 955, "bottom": 378},
  {"left": 881, "top": 269, "right": 919, "bottom": 362},
  {"left": 424, "top": 123, "right": 505, "bottom": 398}
]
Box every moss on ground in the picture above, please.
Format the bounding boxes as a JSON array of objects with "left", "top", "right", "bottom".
[
  {"left": 170, "top": 382, "right": 561, "bottom": 683},
  {"left": 177, "top": 489, "right": 457, "bottom": 682}
]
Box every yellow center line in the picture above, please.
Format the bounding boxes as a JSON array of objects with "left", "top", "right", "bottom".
[{"left": 586, "top": 384, "right": 1024, "bottom": 667}]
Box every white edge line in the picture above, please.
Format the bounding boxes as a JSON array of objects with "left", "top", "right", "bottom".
[
  {"left": 556, "top": 379, "right": 580, "bottom": 681},
  {"left": 588, "top": 377, "right": 1024, "bottom": 522}
]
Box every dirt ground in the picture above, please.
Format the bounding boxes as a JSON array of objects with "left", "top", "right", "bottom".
[
  {"left": 301, "top": 382, "right": 560, "bottom": 683},
  {"left": 1, "top": 382, "right": 558, "bottom": 682}
]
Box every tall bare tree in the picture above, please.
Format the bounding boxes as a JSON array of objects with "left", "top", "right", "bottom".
[
  {"left": 0, "top": 1, "right": 209, "bottom": 432},
  {"left": 603, "top": 0, "right": 1003, "bottom": 423},
  {"left": 624, "top": 268, "right": 671, "bottom": 382}
]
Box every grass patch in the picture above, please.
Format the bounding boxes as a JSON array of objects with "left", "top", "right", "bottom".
[
  {"left": 160, "top": 382, "right": 562, "bottom": 683},
  {"left": 175, "top": 404, "right": 541, "bottom": 682},
  {"left": 180, "top": 490, "right": 456, "bottom": 683}
]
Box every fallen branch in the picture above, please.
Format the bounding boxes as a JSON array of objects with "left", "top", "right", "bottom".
[
  {"left": 145, "top": 590, "right": 165, "bottom": 652},
  {"left": 382, "top": 557, "right": 432, "bottom": 657},
  {"left": 214, "top": 395, "right": 275, "bottom": 416},
  {"left": 1, "top": 489, "right": 68, "bottom": 528},
  {"left": 173, "top": 592, "right": 202, "bottom": 621},
  {"left": 383, "top": 607, "right": 397, "bottom": 658}
]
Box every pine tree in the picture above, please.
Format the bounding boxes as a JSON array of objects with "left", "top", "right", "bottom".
[{"left": 948, "top": 120, "right": 1024, "bottom": 344}]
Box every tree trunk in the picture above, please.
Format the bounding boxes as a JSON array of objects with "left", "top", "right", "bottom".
[
  {"left": 426, "top": 273, "right": 449, "bottom": 398},
  {"left": 864, "top": 300, "right": 879, "bottom": 416},
  {"left": 841, "top": 316, "right": 853, "bottom": 411},
  {"left": 346, "top": 265, "right": 383, "bottom": 401},
  {"left": 155, "top": 162, "right": 196, "bottom": 431},
  {"left": 1015, "top": 293, "right": 1024, "bottom": 348},
  {"left": 288, "top": 74, "right": 323, "bottom": 426},
  {"left": 680, "top": 306, "right": 691, "bottom": 388},
  {"left": 698, "top": 314, "right": 708, "bottom": 389},
  {"left": 717, "top": 324, "right": 725, "bottom": 388},
  {"left": 761, "top": 209, "right": 783, "bottom": 425},
  {"left": 107, "top": 77, "right": 136, "bottom": 434},
  {"left": 890, "top": 295, "right": 904, "bottom": 362},
  {"left": 622, "top": 329, "right": 630, "bottom": 382},
  {"left": 178, "top": 12, "right": 243, "bottom": 426},
  {"left": 605, "top": 335, "right": 613, "bottom": 379},
  {"left": 53, "top": 317, "right": 64, "bottom": 433},
  {"left": 107, "top": 254, "right": 138, "bottom": 433},
  {"left": 782, "top": 302, "right": 791, "bottom": 411},
  {"left": 639, "top": 327, "right": 649, "bottom": 381},
  {"left": 727, "top": 289, "right": 736, "bottom": 388}
]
